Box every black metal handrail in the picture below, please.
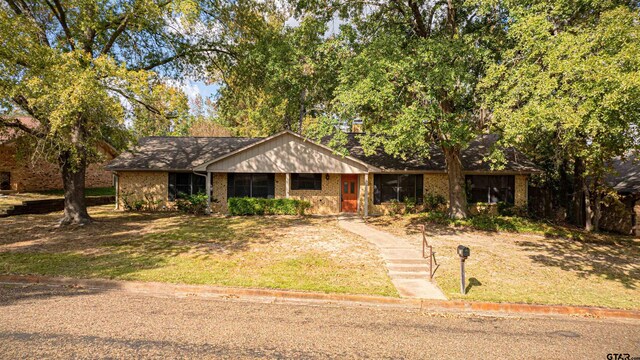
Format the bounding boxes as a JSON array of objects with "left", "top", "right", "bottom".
[{"left": 419, "top": 224, "right": 436, "bottom": 281}]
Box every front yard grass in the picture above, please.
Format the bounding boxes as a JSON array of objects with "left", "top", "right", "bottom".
[
  {"left": 368, "top": 213, "right": 640, "bottom": 310},
  {"left": 0, "top": 206, "right": 397, "bottom": 297}
]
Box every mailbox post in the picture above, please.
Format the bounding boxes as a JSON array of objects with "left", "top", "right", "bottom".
[{"left": 457, "top": 245, "right": 470, "bottom": 295}]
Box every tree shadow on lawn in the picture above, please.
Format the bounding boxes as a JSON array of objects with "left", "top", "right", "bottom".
[
  {"left": 367, "top": 215, "right": 478, "bottom": 238},
  {"left": 0, "top": 207, "right": 320, "bottom": 294},
  {"left": 0, "top": 209, "right": 322, "bottom": 306},
  {"left": 0, "top": 209, "right": 310, "bottom": 257},
  {"left": 515, "top": 237, "right": 640, "bottom": 290},
  {"left": 375, "top": 212, "right": 622, "bottom": 242}
]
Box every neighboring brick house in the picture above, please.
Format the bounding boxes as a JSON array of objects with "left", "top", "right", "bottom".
[
  {"left": 106, "top": 131, "right": 539, "bottom": 216},
  {"left": 0, "top": 117, "right": 117, "bottom": 192},
  {"left": 601, "top": 152, "right": 640, "bottom": 237}
]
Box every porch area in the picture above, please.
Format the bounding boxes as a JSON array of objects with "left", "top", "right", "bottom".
[{"left": 204, "top": 172, "right": 369, "bottom": 216}]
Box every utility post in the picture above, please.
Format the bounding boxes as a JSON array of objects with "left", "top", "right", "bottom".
[{"left": 457, "top": 245, "right": 470, "bottom": 295}]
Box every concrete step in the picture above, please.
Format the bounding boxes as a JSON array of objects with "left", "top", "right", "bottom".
[
  {"left": 388, "top": 270, "right": 431, "bottom": 279},
  {"left": 387, "top": 263, "right": 430, "bottom": 272},
  {"left": 385, "top": 258, "right": 427, "bottom": 265}
]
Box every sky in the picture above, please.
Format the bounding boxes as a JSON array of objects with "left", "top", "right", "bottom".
[{"left": 182, "top": 81, "right": 220, "bottom": 102}]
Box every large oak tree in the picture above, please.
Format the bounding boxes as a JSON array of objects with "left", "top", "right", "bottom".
[
  {"left": 0, "top": 0, "right": 237, "bottom": 225},
  {"left": 482, "top": 1, "right": 640, "bottom": 231},
  {"left": 296, "top": 0, "right": 507, "bottom": 219}
]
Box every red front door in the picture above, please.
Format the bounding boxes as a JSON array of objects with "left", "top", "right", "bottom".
[{"left": 341, "top": 175, "right": 358, "bottom": 213}]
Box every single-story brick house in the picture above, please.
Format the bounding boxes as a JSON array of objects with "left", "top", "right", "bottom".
[
  {"left": 0, "top": 116, "right": 117, "bottom": 192},
  {"left": 106, "top": 131, "right": 539, "bottom": 216}
]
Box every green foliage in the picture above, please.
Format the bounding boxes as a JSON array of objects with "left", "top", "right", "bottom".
[
  {"left": 482, "top": 4, "right": 640, "bottom": 195},
  {"left": 423, "top": 192, "right": 447, "bottom": 212},
  {"left": 497, "top": 202, "right": 529, "bottom": 218},
  {"left": 421, "top": 210, "right": 582, "bottom": 238},
  {"left": 387, "top": 199, "right": 403, "bottom": 216},
  {"left": 228, "top": 198, "right": 311, "bottom": 216},
  {"left": 175, "top": 194, "right": 209, "bottom": 215},
  {"left": 0, "top": 0, "right": 249, "bottom": 223},
  {"left": 121, "top": 192, "right": 161, "bottom": 212},
  {"left": 131, "top": 83, "right": 193, "bottom": 137},
  {"left": 402, "top": 197, "right": 418, "bottom": 214},
  {"left": 214, "top": 13, "right": 339, "bottom": 136},
  {"left": 422, "top": 211, "right": 452, "bottom": 225},
  {"left": 295, "top": 1, "right": 510, "bottom": 219}
]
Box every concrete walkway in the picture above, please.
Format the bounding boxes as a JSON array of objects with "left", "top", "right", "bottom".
[{"left": 337, "top": 215, "right": 447, "bottom": 300}]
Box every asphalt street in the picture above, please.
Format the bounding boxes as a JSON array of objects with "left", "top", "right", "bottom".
[{"left": 0, "top": 284, "right": 638, "bottom": 359}]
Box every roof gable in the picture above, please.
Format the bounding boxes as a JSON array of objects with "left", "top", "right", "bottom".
[
  {"left": 198, "top": 131, "right": 371, "bottom": 173},
  {"left": 107, "top": 132, "right": 540, "bottom": 174}
]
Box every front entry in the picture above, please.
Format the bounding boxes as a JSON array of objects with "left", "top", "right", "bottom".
[{"left": 341, "top": 174, "right": 358, "bottom": 213}]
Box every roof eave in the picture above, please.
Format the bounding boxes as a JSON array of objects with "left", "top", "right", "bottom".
[{"left": 193, "top": 130, "right": 379, "bottom": 172}]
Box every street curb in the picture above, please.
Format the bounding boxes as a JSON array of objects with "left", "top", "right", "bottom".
[{"left": 1, "top": 274, "right": 639, "bottom": 320}]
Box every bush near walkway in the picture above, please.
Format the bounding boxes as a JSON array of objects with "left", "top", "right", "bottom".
[
  {"left": 368, "top": 213, "right": 640, "bottom": 309},
  {"left": 0, "top": 206, "right": 397, "bottom": 297}
]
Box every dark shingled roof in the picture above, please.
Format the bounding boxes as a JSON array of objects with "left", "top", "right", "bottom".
[
  {"left": 106, "top": 136, "right": 262, "bottom": 171},
  {"left": 107, "top": 132, "right": 540, "bottom": 173},
  {"left": 340, "top": 133, "right": 540, "bottom": 172},
  {"left": 605, "top": 151, "right": 640, "bottom": 195}
]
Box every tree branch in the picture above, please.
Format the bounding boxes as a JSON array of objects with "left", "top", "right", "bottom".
[
  {"left": 136, "top": 47, "right": 235, "bottom": 71},
  {"left": 101, "top": 13, "right": 131, "bottom": 55},
  {"left": 48, "top": 0, "right": 75, "bottom": 50},
  {"left": 426, "top": 1, "right": 446, "bottom": 38},
  {"left": 0, "top": 116, "right": 36, "bottom": 135},
  {"left": 105, "top": 86, "right": 162, "bottom": 115},
  {"left": 408, "top": 0, "right": 428, "bottom": 38}
]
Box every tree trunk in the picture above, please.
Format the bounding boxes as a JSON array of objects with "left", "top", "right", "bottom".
[
  {"left": 59, "top": 120, "right": 91, "bottom": 226},
  {"left": 59, "top": 155, "right": 91, "bottom": 226},
  {"left": 584, "top": 178, "right": 593, "bottom": 232},
  {"left": 572, "top": 156, "right": 585, "bottom": 226},
  {"left": 593, "top": 177, "right": 601, "bottom": 232},
  {"left": 443, "top": 146, "right": 468, "bottom": 219}
]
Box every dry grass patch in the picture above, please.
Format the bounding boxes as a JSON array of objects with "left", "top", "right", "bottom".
[
  {"left": 0, "top": 206, "right": 397, "bottom": 297},
  {"left": 368, "top": 214, "right": 640, "bottom": 309}
]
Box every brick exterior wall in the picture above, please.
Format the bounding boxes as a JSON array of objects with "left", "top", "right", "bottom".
[
  {"left": 117, "top": 171, "right": 168, "bottom": 209},
  {"left": 289, "top": 173, "right": 341, "bottom": 215},
  {"left": 0, "top": 142, "right": 114, "bottom": 192},
  {"left": 208, "top": 173, "right": 342, "bottom": 215},
  {"left": 211, "top": 173, "right": 228, "bottom": 213},
  {"left": 275, "top": 173, "right": 286, "bottom": 198},
  {"left": 117, "top": 170, "right": 530, "bottom": 216},
  {"left": 424, "top": 173, "right": 449, "bottom": 200},
  {"left": 515, "top": 175, "right": 528, "bottom": 208}
]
